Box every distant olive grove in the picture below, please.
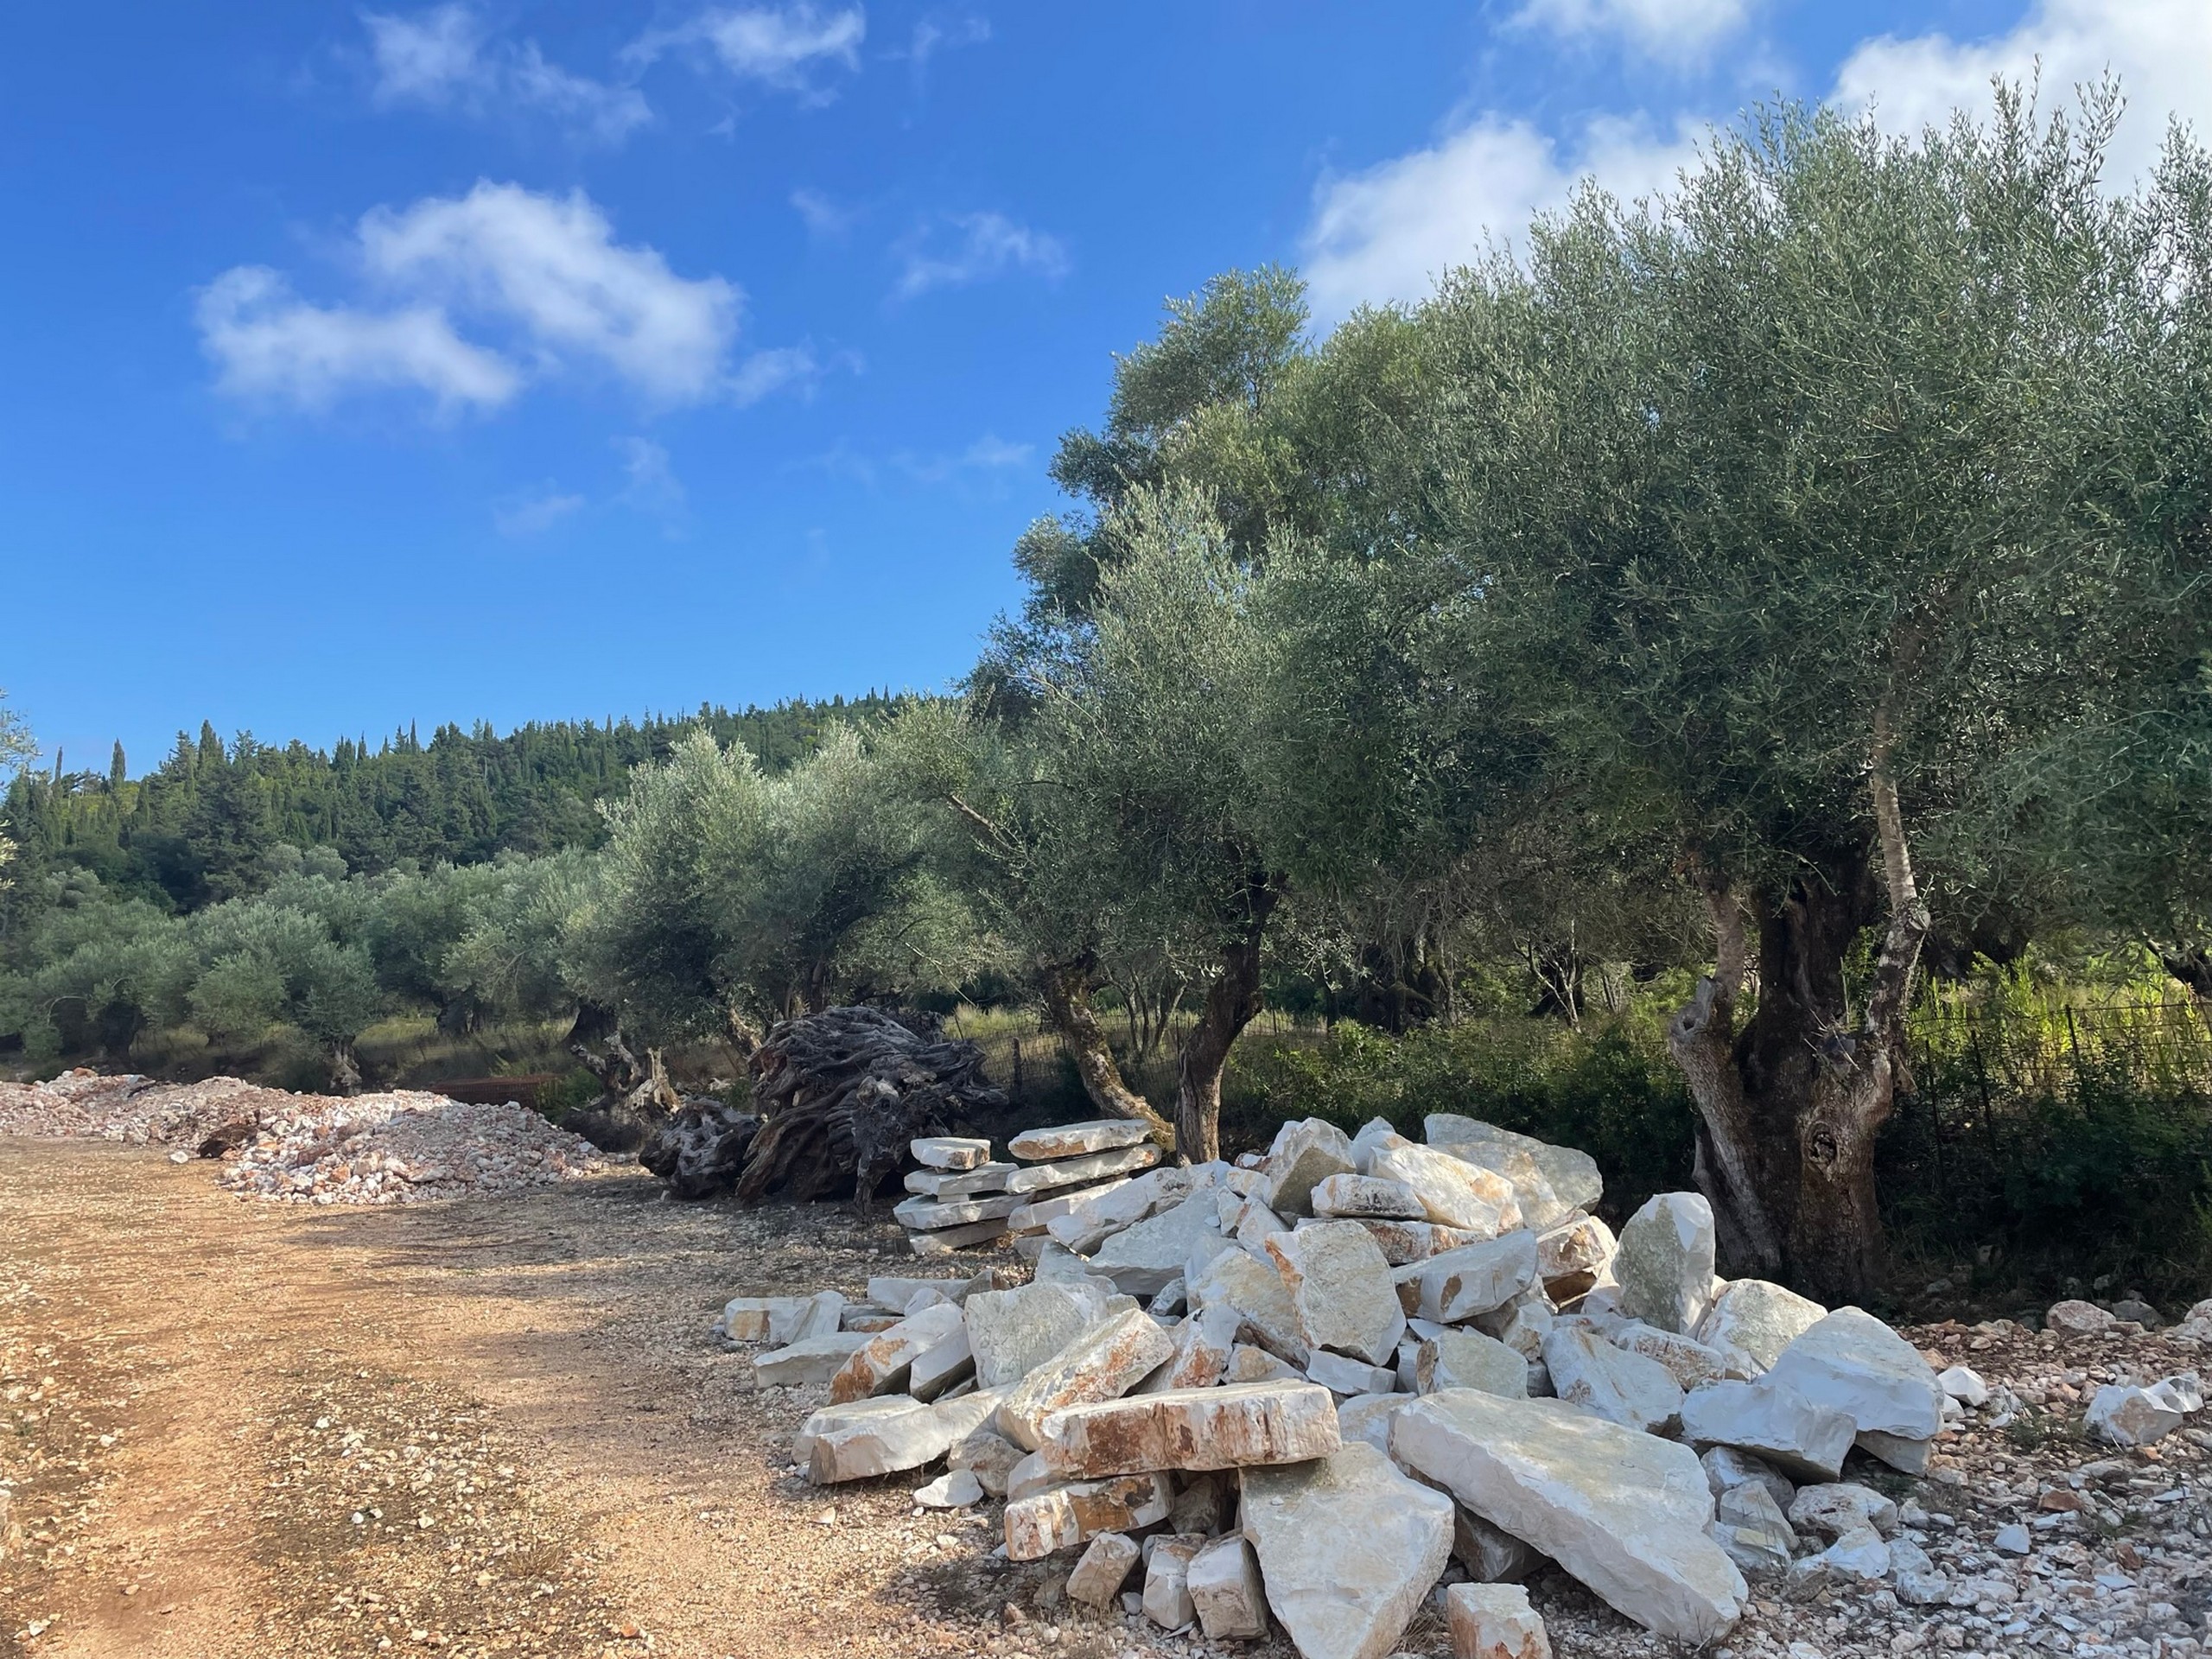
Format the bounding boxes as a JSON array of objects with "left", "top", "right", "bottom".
[{"left": 9, "top": 90, "right": 2212, "bottom": 1302}]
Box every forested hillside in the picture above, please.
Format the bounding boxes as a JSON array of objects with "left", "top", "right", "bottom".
[{"left": 2, "top": 696, "right": 906, "bottom": 912}]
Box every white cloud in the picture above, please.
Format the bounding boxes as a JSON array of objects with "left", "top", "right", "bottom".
[
  {"left": 790, "top": 188, "right": 856, "bottom": 238},
  {"left": 1834, "top": 0, "right": 2212, "bottom": 184},
  {"left": 615, "top": 435, "right": 687, "bottom": 516},
  {"left": 901, "top": 12, "right": 990, "bottom": 84},
  {"left": 195, "top": 265, "right": 520, "bottom": 412},
  {"left": 1302, "top": 114, "right": 1700, "bottom": 318},
  {"left": 894, "top": 212, "right": 1070, "bottom": 298},
  {"left": 894, "top": 432, "right": 1033, "bottom": 483},
  {"left": 200, "top": 182, "right": 783, "bottom": 414},
  {"left": 1512, "top": 0, "right": 1757, "bottom": 66},
  {"left": 625, "top": 5, "right": 864, "bottom": 96},
  {"left": 363, "top": 4, "right": 650, "bottom": 143},
  {"left": 494, "top": 485, "right": 587, "bottom": 537}
]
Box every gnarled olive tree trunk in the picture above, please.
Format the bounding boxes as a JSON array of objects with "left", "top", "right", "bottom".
[
  {"left": 1173, "top": 871, "right": 1283, "bottom": 1164},
  {"left": 1669, "top": 767, "right": 1930, "bottom": 1305},
  {"left": 1036, "top": 956, "right": 1173, "bottom": 1140}
]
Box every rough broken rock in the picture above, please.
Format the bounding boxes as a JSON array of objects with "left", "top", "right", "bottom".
[
  {"left": 997, "top": 1308, "right": 1177, "bottom": 1451},
  {"left": 1186, "top": 1534, "right": 1268, "bottom": 1640},
  {"left": 1787, "top": 1482, "right": 1897, "bottom": 1541},
  {"left": 1535, "top": 1215, "right": 1617, "bottom": 1298},
  {"left": 1425, "top": 1115, "right": 1603, "bottom": 1216},
  {"left": 1613, "top": 1193, "right": 1717, "bottom": 1337},
  {"left": 912, "top": 1136, "right": 992, "bottom": 1171},
  {"left": 1611, "top": 1322, "right": 1728, "bottom": 1391},
  {"left": 754, "top": 1332, "right": 872, "bottom": 1388},
  {"left": 715, "top": 1294, "right": 812, "bottom": 1341},
  {"left": 1760, "top": 1307, "right": 1942, "bottom": 1467},
  {"left": 1008, "top": 1119, "right": 1158, "bottom": 1161},
  {"left": 1264, "top": 1118, "right": 1358, "bottom": 1217},
  {"left": 1240, "top": 1442, "right": 1454, "bottom": 1659},
  {"left": 1416, "top": 1329, "right": 1529, "bottom": 1398},
  {"left": 1035, "top": 1380, "right": 1341, "bottom": 1478},
  {"left": 1085, "top": 1192, "right": 1225, "bottom": 1297},
  {"left": 1311, "top": 1173, "right": 1427, "bottom": 1220},
  {"left": 1336, "top": 1392, "right": 1404, "bottom": 1454},
  {"left": 1308, "top": 1349, "right": 1399, "bottom": 1396},
  {"left": 1267, "top": 1220, "right": 1408, "bottom": 1366},
  {"left": 1679, "top": 1380, "right": 1856, "bottom": 1483},
  {"left": 1066, "top": 1530, "right": 1141, "bottom": 1606},
  {"left": 949, "top": 1428, "right": 1025, "bottom": 1497},
  {"left": 1541, "top": 1323, "right": 1682, "bottom": 1433},
  {"left": 1694, "top": 1279, "right": 1827, "bottom": 1379},
  {"left": 805, "top": 1389, "right": 1006, "bottom": 1483},
  {"left": 1369, "top": 1142, "right": 1522, "bottom": 1237},
  {"left": 2086, "top": 1382, "right": 2186, "bottom": 1447},
  {"left": 1446, "top": 1582, "right": 1553, "bottom": 1659},
  {"left": 827, "top": 1302, "right": 966, "bottom": 1403},
  {"left": 914, "top": 1469, "right": 982, "bottom": 1509},
  {"left": 1142, "top": 1534, "right": 1204, "bottom": 1629},
  {"left": 1408, "top": 1232, "right": 1540, "bottom": 1324},
  {"left": 1004, "top": 1472, "right": 1173, "bottom": 1560},
  {"left": 965, "top": 1281, "right": 1115, "bottom": 1389},
  {"left": 1391, "top": 1390, "right": 1746, "bottom": 1644},
  {"left": 1189, "top": 1246, "right": 1310, "bottom": 1365}
]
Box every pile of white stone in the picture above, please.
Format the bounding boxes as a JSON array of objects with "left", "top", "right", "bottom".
[
  {"left": 893, "top": 1120, "right": 1162, "bottom": 1256},
  {"left": 214, "top": 1096, "right": 605, "bottom": 1205},
  {"left": 0, "top": 1068, "right": 276, "bottom": 1147},
  {"left": 719, "top": 1111, "right": 2199, "bottom": 1659}
]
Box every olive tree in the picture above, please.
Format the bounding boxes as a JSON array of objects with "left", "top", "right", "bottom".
[{"left": 1419, "top": 91, "right": 2162, "bottom": 1299}]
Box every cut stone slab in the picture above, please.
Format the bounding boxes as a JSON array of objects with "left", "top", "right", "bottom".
[
  {"left": 1417, "top": 1329, "right": 1529, "bottom": 1398},
  {"left": 794, "top": 1395, "right": 919, "bottom": 1468},
  {"left": 806, "top": 1388, "right": 1008, "bottom": 1483},
  {"left": 776, "top": 1290, "right": 848, "bottom": 1344},
  {"left": 949, "top": 1427, "right": 1025, "bottom": 1497},
  {"left": 905, "top": 1162, "right": 1018, "bottom": 1199},
  {"left": 1678, "top": 1380, "right": 1855, "bottom": 1483},
  {"left": 912, "top": 1135, "right": 992, "bottom": 1171},
  {"left": 1187, "top": 1534, "right": 1268, "bottom": 1640},
  {"left": 755, "top": 1331, "right": 872, "bottom": 1388},
  {"left": 1009, "top": 1175, "right": 1136, "bottom": 1236},
  {"left": 1189, "top": 1243, "right": 1310, "bottom": 1365},
  {"left": 2087, "top": 1383, "right": 2186, "bottom": 1447},
  {"left": 909, "top": 1217, "right": 1012, "bottom": 1255},
  {"left": 1142, "top": 1534, "right": 1203, "bottom": 1629},
  {"left": 866, "top": 1276, "right": 969, "bottom": 1312},
  {"left": 1611, "top": 1322, "right": 1728, "bottom": 1391},
  {"left": 1342, "top": 1217, "right": 1484, "bottom": 1266},
  {"left": 1267, "top": 1219, "right": 1407, "bottom": 1365},
  {"left": 1446, "top": 1582, "right": 1553, "bottom": 1659},
  {"left": 915, "top": 1469, "right": 983, "bottom": 1509},
  {"left": 1086, "top": 1192, "right": 1225, "bottom": 1296},
  {"left": 1036, "top": 1380, "right": 1342, "bottom": 1478},
  {"left": 1066, "top": 1530, "right": 1142, "bottom": 1606},
  {"left": 1006, "top": 1142, "right": 1161, "bottom": 1194},
  {"left": 893, "top": 1191, "right": 1025, "bottom": 1231},
  {"left": 997, "top": 1308, "right": 1178, "bottom": 1451},
  {"left": 1613, "top": 1193, "right": 1717, "bottom": 1337},
  {"left": 1240, "top": 1442, "right": 1455, "bottom": 1659},
  {"left": 1392, "top": 1390, "right": 1746, "bottom": 1645},
  {"left": 829, "top": 1302, "right": 967, "bottom": 1403},
  {"left": 1425, "top": 1116, "right": 1604, "bottom": 1215},
  {"left": 1760, "top": 1307, "right": 1943, "bottom": 1445},
  {"left": 1312, "top": 1173, "right": 1427, "bottom": 1220},
  {"left": 1370, "top": 1142, "right": 1522, "bottom": 1237},
  {"left": 1694, "top": 1279, "right": 1827, "bottom": 1379},
  {"left": 1408, "top": 1232, "right": 1541, "bottom": 1324},
  {"left": 965, "top": 1281, "right": 1116, "bottom": 1389},
  {"left": 1008, "top": 1119, "right": 1159, "bottom": 1161},
  {"left": 1308, "top": 1349, "right": 1398, "bottom": 1396},
  {"left": 1264, "top": 1117, "right": 1357, "bottom": 1217},
  {"left": 909, "top": 1323, "right": 976, "bottom": 1402},
  {"left": 1004, "top": 1472, "right": 1173, "bottom": 1560},
  {"left": 715, "top": 1294, "right": 812, "bottom": 1342},
  {"left": 1541, "top": 1323, "right": 1682, "bottom": 1433}
]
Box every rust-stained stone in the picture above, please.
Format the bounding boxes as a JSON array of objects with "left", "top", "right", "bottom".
[
  {"left": 1003, "top": 1471, "right": 1173, "bottom": 1560},
  {"left": 996, "top": 1307, "right": 1176, "bottom": 1451},
  {"left": 1036, "top": 1379, "right": 1342, "bottom": 1478}
]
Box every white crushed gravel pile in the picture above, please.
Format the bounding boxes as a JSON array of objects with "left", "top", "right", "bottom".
[
  {"left": 216, "top": 1096, "right": 606, "bottom": 1205},
  {"left": 1, "top": 1067, "right": 606, "bottom": 1205}
]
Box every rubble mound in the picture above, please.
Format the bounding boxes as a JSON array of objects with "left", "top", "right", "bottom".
[
  {"left": 2, "top": 1068, "right": 606, "bottom": 1205},
  {"left": 715, "top": 1110, "right": 2212, "bottom": 1659}
]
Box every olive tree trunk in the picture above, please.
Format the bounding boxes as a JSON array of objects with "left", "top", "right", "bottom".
[
  {"left": 1172, "top": 873, "right": 1283, "bottom": 1164},
  {"left": 1036, "top": 957, "right": 1173, "bottom": 1140},
  {"left": 1668, "top": 766, "right": 1930, "bottom": 1305}
]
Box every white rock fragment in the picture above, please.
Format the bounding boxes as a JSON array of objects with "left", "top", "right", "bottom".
[
  {"left": 754, "top": 1332, "right": 872, "bottom": 1388},
  {"left": 1086, "top": 1192, "right": 1225, "bottom": 1296},
  {"left": 964, "top": 1281, "right": 1116, "bottom": 1389},
  {"left": 1312, "top": 1173, "right": 1427, "bottom": 1220},
  {"left": 913, "top": 1469, "right": 982, "bottom": 1509},
  {"left": 1066, "top": 1530, "right": 1141, "bottom": 1605},
  {"left": 1416, "top": 1329, "right": 1529, "bottom": 1399},
  {"left": 1265, "top": 1118, "right": 1358, "bottom": 1217},
  {"left": 1694, "top": 1279, "right": 1827, "bottom": 1379},
  {"left": 1788, "top": 1482, "right": 1897, "bottom": 1540},
  {"left": 2087, "top": 1382, "right": 2186, "bottom": 1446},
  {"left": 1308, "top": 1349, "right": 1399, "bottom": 1397},
  {"left": 1036, "top": 1380, "right": 1342, "bottom": 1478},
  {"left": 1267, "top": 1219, "right": 1408, "bottom": 1365},
  {"left": 1408, "top": 1232, "right": 1541, "bottom": 1324},
  {"left": 1936, "top": 1363, "right": 1988, "bottom": 1406},
  {"left": 1391, "top": 1389, "right": 1746, "bottom": 1645},
  {"left": 1142, "top": 1533, "right": 1204, "bottom": 1629},
  {"left": 1760, "top": 1307, "right": 1942, "bottom": 1469},
  {"left": 1370, "top": 1142, "right": 1522, "bottom": 1237},
  {"left": 1610, "top": 1321, "right": 1728, "bottom": 1391},
  {"left": 912, "top": 1135, "right": 992, "bottom": 1171},
  {"left": 1425, "top": 1115, "right": 1603, "bottom": 1215},
  {"left": 715, "top": 1294, "right": 812, "bottom": 1342},
  {"left": 1186, "top": 1534, "right": 1268, "bottom": 1640},
  {"left": 1004, "top": 1142, "right": 1161, "bottom": 1194},
  {"left": 828, "top": 1302, "right": 967, "bottom": 1403},
  {"left": 1679, "top": 1380, "right": 1856, "bottom": 1482},
  {"left": 1189, "top": 1244, "right": 1310, "bottom": 1366},
  {"left": 998, "top": 1308, "right": 1177, "bottom": 1451},
  {"left": 1241, "top": 1442, "right": 1455, "bottom": 1659},
  {"left": 1613, "top": 1193, "right": 1717, "bottom": 1337},
  {"left": 1541, "top": 1322, "right": 1682, "bottom": 1433},
  {"left": 1446, "top": 1581, "right": 1553, "bottom": 1659}
]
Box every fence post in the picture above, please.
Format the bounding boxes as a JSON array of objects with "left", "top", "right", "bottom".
[{"left": 1967, "top": 1019, "right": 2001, "bottom": 1162}]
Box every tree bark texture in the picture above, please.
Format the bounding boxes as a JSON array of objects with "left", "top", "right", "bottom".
[
  {"left": 1036, "top": 957, "right": 1173, "bottom": 1138},
  {"left": 1173, "top": 872, "right": 1284, "bottom": 1164},
  {"left": 1669, "top": 790, "right": 1930, "bottom": 1304}
]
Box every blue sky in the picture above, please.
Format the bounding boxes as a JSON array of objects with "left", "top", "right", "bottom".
[{"left": 3, "top": 0, "right": 2202, "bottom": 774}]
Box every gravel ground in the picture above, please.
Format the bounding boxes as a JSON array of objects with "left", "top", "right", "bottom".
[{"left": 4, "top": 1131, "right": 2212, "bottom": 1659}]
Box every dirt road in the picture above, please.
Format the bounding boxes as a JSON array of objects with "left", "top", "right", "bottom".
[{"left": 0, "top": 1139, "right": 1073, "bottom": 1659}]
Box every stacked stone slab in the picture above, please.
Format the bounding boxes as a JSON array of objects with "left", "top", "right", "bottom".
[{"left": 712, "top": 1110, "right": 1974, "bottom": 1659}]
